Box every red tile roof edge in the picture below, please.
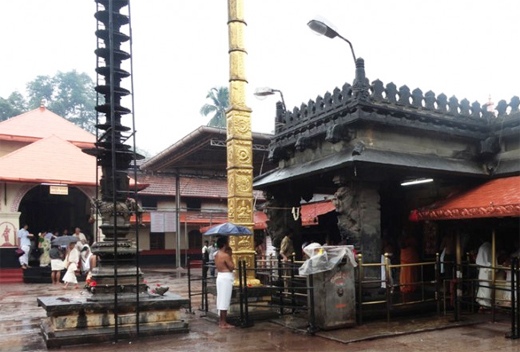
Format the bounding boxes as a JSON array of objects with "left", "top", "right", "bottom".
[{"left": 416, "top": 176, "right": 520, "bottom": 220}]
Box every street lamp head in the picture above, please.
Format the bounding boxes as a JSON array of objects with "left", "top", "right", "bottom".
[
  {"left": 307, "top": 18, "right": 357, "bottom": 65},
  {"left": 307, "top": 19, "right": 338, "bottom": 39},
  {"left": 254, "top": 87, "right": 277, "bottom": 99},
  {"left": 254, "top": 87, "right": 287, "bottom": 113}
]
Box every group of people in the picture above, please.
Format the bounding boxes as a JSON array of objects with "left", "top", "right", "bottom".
[{"left": 17, "top": 224, "right": 96, "bottom": 289}]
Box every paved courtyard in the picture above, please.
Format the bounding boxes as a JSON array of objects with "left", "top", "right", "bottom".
[{"left": 1, "top": 267, "right": 520, "bottom": 352}]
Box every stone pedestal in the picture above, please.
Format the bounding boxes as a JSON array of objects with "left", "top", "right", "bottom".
[{"left": 38, "top": 293, "right": 189, "bottom": 348}]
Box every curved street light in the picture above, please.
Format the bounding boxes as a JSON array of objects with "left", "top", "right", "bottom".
[
  {"left": 254, "top": 87, "right": 286, "bottom": 113},
  {"left": 307, "top": 19, "right": 357, "bottom": 65}
]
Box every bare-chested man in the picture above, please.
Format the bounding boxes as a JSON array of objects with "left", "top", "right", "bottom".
[{"left": 215, "top": 236, "right": 235, "bottom": 329}]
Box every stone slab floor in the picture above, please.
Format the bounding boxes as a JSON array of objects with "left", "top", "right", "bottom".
[{"left": 1, "top": 267, "right": 520, "bottom": 352}]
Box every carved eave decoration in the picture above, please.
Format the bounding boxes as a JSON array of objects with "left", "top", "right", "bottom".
[{"left": 268, "top": 58, "right": 520, "bottom": 165}]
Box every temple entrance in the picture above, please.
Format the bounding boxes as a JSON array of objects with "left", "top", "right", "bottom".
[{"left": 18, "top": 185, "right": 93, "bottom": 241}]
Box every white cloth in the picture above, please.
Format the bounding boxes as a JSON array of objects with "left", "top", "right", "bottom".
[
  {"left": 216, "top": 272, "right": 234, "bottom": 311},
  {"left": 17, "top": 228, "right": 31, "bottom": 247},
  {"left": 81, "top": 252, "right": 92, "bottom": 274},
  {"left": 63, "top": 248, "right": 79, "bottom": 284},
  {"left": 18, "top": 245, "right": 30, "bottom": 266},
  {"left": 51, "top": 259, "right": 65, "bottom": 271},
  {"left": 298, "top": 244, "right": 357, "bottom": 276},
  {"left": 75, "top": 233, "right": 87, "bottom": 251},
  {"left": 476, "top": 242, "right": 492, "bottom": 307},
  {"left": 381, "top": 254, "right": 393, "bottom": 288},
  {"left": 440, "top": 247, "right": 446, "bottom": 274},
  {"left": 208, "top": 246, "right": 218, "bottom": 261},
  {"left": 63, "top": 263, "right": 78, "bottom": 284}
]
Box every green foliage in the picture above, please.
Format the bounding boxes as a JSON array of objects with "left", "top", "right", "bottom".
[
  {"left": 200, "top": 87, "right": 229, "bottom": 128},
  {"left": 0, "top": 91, "right": 27, "bottom": 122},
  {"left": 1, "top": 70, "right": 96, "bottom": 133}
]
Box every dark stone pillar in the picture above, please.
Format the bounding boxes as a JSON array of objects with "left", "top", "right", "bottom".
[
  {"left": 333, "top": 179, "right": 381, "bottom": 280},
  {"left": 264, "top": 188, "right": 301, "bottom": 258}
]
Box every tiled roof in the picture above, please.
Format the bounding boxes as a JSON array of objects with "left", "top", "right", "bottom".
[
  {"left": 137, "top": 174, "right": 227, "bottom": 198},
  {"left": 137, "top": 173, "right": 264, "bottom": 200},
  {"left": 0, "top": 107, "right": 95, "bottom": 148},
  {"left": 0, "top": 135, "right": 97, "bottom": 185},
  {"left": 301, "top": 200, "right": 336, "bottom": 226},
  {"left": 416, "top": 176, "right": 520, "bottom": 220}
]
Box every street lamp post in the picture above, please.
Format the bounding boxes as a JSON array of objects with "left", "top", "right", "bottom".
[{"left": 307, "top": 19, "right": 357, "bottom": 65}]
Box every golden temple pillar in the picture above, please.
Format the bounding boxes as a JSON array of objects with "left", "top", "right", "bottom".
[{"left": 226, "top": 0, "right": 259, "bottom": 285}]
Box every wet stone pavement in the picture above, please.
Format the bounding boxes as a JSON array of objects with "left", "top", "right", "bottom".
[{"left": 1, "top": 267, "right": 520, "bottom": 352}]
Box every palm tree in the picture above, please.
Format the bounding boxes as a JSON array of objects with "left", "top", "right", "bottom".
[{"left": 199, "top": 87, "right": 229, "bottom": 128}]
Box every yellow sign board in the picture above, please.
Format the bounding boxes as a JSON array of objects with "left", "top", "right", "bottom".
[{"left": 49, "top": 185, "right": 68, "bottom": 195}]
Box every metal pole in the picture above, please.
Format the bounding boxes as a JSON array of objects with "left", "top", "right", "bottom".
[
  {"left": 239, "top": 260, "right": 244, "bottom": 325},
  {"left": 516, "top": 258, "right": 520, "bottom": 337},
  {"left": 290, "top": 254, "right": 296, "bottom": 313},
  {"left": 454, "top": 232, "right": 461, "bottom": 321},
  {"left": 187, "top": 256, "right": 192, "bottom": 313},
  {"left": 511, "top": 257, "right": 517, "bottom": 338},
  {"left": 184, "top": 220, "right": 188, "bottom": 267},
  {"left": 357, "top": 253, "right": 363, "bottom": 325},
  {"left": 435, "top": 252, "right": 441, "bottom": 316},
  {"left": 384, "top": 253, "right": 391, "bottom": 322},
  {"left": 491, "top": 229, "right": 496, "bottom": 322},
  {"left": 278, "top": 254, "right": 284, "bottom": 316},
  {"left": 175, "top": 173, "right": 181, "bottom": 268},
  {"left": 243, "top": 260, "right": 251, "bottom": 327},
  {"left": 308, "top": 273, "right": 316, "bottom": 335}
]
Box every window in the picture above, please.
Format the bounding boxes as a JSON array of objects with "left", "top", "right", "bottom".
[
  {"left": 149, "top": 232, "right": 165, "bottom": 250},
  {"left": 188, "top": 230, "right": 202, "bottom": 250},
  {"left": 141, "top": 197, "right": 158, "bottom": 209},
  {"left": 186, "top": 198, "right": 201, "bottom": 210}
]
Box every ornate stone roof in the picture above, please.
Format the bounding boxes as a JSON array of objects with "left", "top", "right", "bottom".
[{"left": 269, "top": 58, "right": 519, "bottom": 164}]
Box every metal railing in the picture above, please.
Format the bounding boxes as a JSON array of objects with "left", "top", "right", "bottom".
[
  {"left": 356, "top": 253, "right": 442, "bottom": 324},
  {"left": 236, "top": 256, "right": 317, "bottom": 334}
]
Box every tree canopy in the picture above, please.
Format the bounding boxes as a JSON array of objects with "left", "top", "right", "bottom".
[
  {"left": 0, "top": 70, "right": 97, "bottom": 133},
  {"left": 199, "top": 87, "right": 229, "bottom": 128}
]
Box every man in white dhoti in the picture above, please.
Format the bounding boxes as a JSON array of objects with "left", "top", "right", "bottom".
[
  {"left": 476, "top": 241, "right": 492, "bottom": 309},
  {"left": 17, "top": 224, "right": 33, "bottom": 269},
  {"left": 63, "top": 241, "right": 80, "bottom": 289},
  {"left": 215, "top": 236, "right": 235, "bottom": 329}
]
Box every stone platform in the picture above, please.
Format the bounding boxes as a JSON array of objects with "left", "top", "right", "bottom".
[
  {"left": 38, "top": 292, "right": 189, "bottom": 348},
  {"left": 205, "top": 285, "right": 278, "bottom": 326}
]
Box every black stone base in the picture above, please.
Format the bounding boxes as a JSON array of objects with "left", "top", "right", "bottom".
[
  {"left": 38, "top": 293, "right": 189, "bottom": 348},
  {"left": 41, "top": 318, "right": 189, "bottom": 349}
]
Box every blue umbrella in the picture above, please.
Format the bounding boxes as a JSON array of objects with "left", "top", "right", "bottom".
[{"left": 203, "top": 222, "right": 252, "bottom": 236}]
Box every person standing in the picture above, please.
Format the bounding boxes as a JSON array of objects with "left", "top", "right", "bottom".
[
  {"left": 202, "top": 240, "right": 210, "bottom": 278},
  {"left": 280, "top": 229, "right": 295, "bottom": 291},
  {"left": 476, "top": 240, "right": 492, "bottom": 310},
  {"left": 63, "top": 241, "right": 80, "bottom": 289},
  {"left": 208, "top": 240, "right": 218, "bottom": 277},
  {"left": 49, "top": 244, "right": 65, "bottom": 285},
  {"left": 399, "top": 233, "right": 419, "bottom": 294},
  {"left": 80, "top": 245, "right": 96, "bottom": 281},
  {"left": 38, "top": 232, "right": 51, "bottom": 267},
  {"left": 73, "top": 227, "right": 87, "bottom": 251},
  {"left": 17, "top": 224, "right": 33, "bottom": 269},
  {"left": 214, "top": 236, "right": 235, "bottom": 329},
  {"left": 280, "top": 229, "right": 295, "bottom": 262}
]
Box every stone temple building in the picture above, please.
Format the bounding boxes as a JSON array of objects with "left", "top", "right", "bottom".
[{"left": 253, "top": 58, "right": 519, "bottom": 275}]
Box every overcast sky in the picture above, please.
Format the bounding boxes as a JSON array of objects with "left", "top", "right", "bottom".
[{"left": 1, "top": 0, "right": 518, "bottom": 155}]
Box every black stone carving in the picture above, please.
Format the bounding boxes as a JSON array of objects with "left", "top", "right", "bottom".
[{"left": 267, "top": 58, "right": 519, "bottom": 163}]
